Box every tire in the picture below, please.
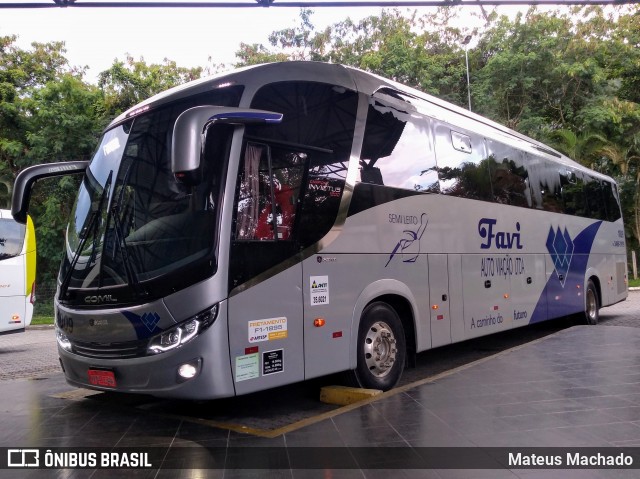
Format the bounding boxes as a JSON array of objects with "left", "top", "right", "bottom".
[
  {"left": 584, "top": 280, "right": 599, "bottom": 325},
  {"left": 352, "top": 302, "right": 406, "bottom": 391}
]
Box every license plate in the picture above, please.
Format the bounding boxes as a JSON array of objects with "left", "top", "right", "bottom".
[{"left": 88, "top": 369, "right": 116, "bottom": 388}]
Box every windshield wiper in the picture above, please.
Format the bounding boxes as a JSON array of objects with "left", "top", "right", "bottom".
[
  {"left": 108, "top": 200, "right": 143, "bottom": 297},
  {"left": 59, "top": 173, "right": 112, "bottom": 301}
]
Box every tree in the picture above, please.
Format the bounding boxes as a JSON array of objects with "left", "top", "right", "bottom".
[
  {"left": 596, "top": 136, "right": 640, "bottom": 247},
  {"left": 19, "top": 74, "right": 106, "bottom": 285},
  {"left": 544, "top": 129, "right": 608, "bottom": 168},
  {"left": 0, "top": 36, "right": 101, "bottom": 292},
  {"left": 234, "top": 8, "right": 474, "bottom": 106},
  {"left": 0, "top": 36, "right": 74, "bottom": 185},
  {"left": 98, "top": 55, "right": 202, "bottom": 118}
]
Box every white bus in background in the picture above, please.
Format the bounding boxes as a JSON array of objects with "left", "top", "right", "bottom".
[
  {"left": 11, "top": 62, "right": 627, "bottom": 399},
  {"left": 0, "top": 209, "right": 36, "bottom": 334}
]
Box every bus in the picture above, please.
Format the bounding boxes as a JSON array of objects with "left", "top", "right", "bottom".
[
  {"left": 11, "top": 62, "right": 627, "bottom": 399},
  {"left": 0, "top": 209, "right": 36, "bottom": 335}
]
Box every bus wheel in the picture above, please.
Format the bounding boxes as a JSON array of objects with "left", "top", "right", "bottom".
[
  {"left": 354, "top": 302, "right": 406, "bottom": 391},
  {"left": 584, "top": 280, "right": 599, "bottom": 325}
]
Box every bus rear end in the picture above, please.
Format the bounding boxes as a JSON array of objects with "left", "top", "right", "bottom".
[{"left": 0, "top": 210, "right": 36, "bottom": 334}]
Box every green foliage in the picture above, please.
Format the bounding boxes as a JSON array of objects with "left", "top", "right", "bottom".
[
  {"left": 98, "top": 55, "right": 202, "bottom": 118},
  {"left": 234, "top": 43, "right": 289, "bottom": 67},
  {"left": 3, "top": 4, "right": 640, "bottom": 289}
]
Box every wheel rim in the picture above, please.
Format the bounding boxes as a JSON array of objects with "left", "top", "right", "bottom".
[
  {"left": 587, "top": 288, "right": 597, "bottom": 322},
  {"left": 363, "top": 321, "right": 398, "bottom": 378}
]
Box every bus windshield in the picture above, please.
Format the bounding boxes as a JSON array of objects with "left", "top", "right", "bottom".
[{"left": 60, "top": 88, "right": 242, "bottom": 304}]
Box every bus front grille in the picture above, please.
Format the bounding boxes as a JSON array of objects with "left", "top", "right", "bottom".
[{"left": 71, "top": 340, "right": 147, "bottom": 359}]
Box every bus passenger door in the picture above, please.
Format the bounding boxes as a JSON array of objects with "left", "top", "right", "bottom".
[
  {"left": 227, "top": 141, "right": 306, "bottom": 395},
  {"left": 429, "top": 254, "right": 451, "bottom": 347}
]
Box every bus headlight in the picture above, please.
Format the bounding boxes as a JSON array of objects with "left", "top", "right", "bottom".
[
  {"left": 147, "top": 305, "right": 218, "bottom": 355},
  {"left": 56, "top": 328, "right": 72, "bottom": 352}
]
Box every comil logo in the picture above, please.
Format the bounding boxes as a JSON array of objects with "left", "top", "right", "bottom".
[
  {"left": 8, "top": 449, "right": 39, "bottom": 467},
  {"left": 84, "top": 294, "right": 118, "bottom": 304}
]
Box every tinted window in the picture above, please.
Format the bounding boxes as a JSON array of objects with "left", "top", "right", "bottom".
[
  {"left": 529, "top": 158, "right": 563, "bottom": 213},
  {"left": 360, "top": 99, "right": 438, "bottom": 192},
  {"left": 561, "top": 170, "right": 588, "bottom": 217},
  {"left": 583, "top": 176, "right": 607, "bottom": 221},
  {"left": 486, "top": 139, "right": 531, "bottom": 208},
  {"left": 249, "top": 81, "right": 357, "bottom": 159},
  {"left": 434, "top": 122, "right": 491, "bottom": 201},
  {"left": 248, "top": 81, "right": 357, "bottom": 247},
  {"left": 603, "top": 181, "right": 622, "bottom": 222},
  {"left": 230, "top": 81, "right": 358, "bottom": 289}
]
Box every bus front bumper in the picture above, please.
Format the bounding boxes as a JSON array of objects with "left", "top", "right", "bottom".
[{"left": 57, "top": 316, "right": 235, "bottom": 400}]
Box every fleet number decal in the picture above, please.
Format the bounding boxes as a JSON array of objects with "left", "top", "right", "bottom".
[
  {"left": 248, "top": 317, "right": 288, "bottom": 343},
  {"left": 310, "top": 275, "right": 329, "bottom": 306}
]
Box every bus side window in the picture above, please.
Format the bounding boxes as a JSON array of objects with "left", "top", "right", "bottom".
[
  {"left": 523, "top": 152, "right": 544, "bottom": 210},
  {"left": 561, "top": 170, "right": 587, "bottom": 217},
  {"left": 536, "top": 161, "right": 563, "bottom": 213},
  {"left": 235, "top": 142, "right": 306, "bottom": 241},
  {"left": 298, "top": 153, "right": 347, "bottom": 248},
  {"left": 603, "top": 181, "right": 622, "bottom": 222},
  {"left": 434, "top": 122, "right": 490, "bottom": 201},
  {"left": 360, "top": 100, "right": 438, "bottom": 192},
  {"left": 583, "top": 176, "right": 607, "bottom": 221},
  {"left": 235, "top": 143, "right": 270, "bottom": 240},
  {"left": 486, "top": 139, "right": 531, "bottom": 208}
]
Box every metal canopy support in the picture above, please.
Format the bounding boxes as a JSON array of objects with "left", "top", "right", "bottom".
[{"left": 0, "top": 0, "right": 636, "bottom": 9}]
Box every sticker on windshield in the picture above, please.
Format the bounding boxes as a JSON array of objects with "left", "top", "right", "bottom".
[{"left": 310, "top": 275, "right": 329, "bottom": 306}]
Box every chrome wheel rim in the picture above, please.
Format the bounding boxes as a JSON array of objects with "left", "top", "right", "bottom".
[
  {"left": 363, "top": 321, "right": 397, "bottom": 378},
  {"left": 587, "top": 288, "right": 598, "bottom": 323}
]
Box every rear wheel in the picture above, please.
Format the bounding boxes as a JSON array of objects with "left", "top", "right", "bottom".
[
  {"left": 353, "top": 302, "right": 406, "bottom": 391},
  {"left": 584, "top": 280, "right": 599, "bottom": 325}
]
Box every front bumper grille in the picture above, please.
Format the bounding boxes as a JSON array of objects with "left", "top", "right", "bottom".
[{"left": 70, "top": 339, "right": 148, "bottom": 359}]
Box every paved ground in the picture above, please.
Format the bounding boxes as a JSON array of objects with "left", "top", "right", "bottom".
[
  {"left": 0, "top": 292, "right": 638, "bottom": 478},
  {"left": 0, "top": 326, "right": 58, "bottom": 381}
]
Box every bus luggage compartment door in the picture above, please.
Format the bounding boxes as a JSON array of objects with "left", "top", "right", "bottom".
[
  {"left": 428, "top": 254, "right": 451, "bottom": 348},
  {"left": 461, "top": 254, "right": 511, "bottom": 339}
]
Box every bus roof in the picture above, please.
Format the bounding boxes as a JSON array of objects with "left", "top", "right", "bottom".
[{"left": 110, "top": 61, "right": 613, "bottom": 184}]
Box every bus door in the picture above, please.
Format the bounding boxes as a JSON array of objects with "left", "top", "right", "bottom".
[
  {"left": 429, "top": 254, "right": 452, "bottom": 347},
  {"left": 227, "top": 142, "right": 305, "bottom": 395}
]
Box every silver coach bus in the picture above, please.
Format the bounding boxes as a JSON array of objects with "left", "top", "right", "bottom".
[{"left": 12, "top": 62, "right": 627, "bottom": 399}]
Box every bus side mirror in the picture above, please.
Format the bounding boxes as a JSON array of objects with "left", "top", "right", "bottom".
[
  {"left": 172, "top": 106, "right": 282, "bottom": 186},
  {"left": 12, "top": 161, "right": 88, "bottom": 224}
]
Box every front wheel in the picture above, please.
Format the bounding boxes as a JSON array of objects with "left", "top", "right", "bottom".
[
  {"left": 352, "top": 302, "right": 406, "bottom": 391},
  {"left": 584, "top": 280, "right": 600, "bottom": 325}
]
